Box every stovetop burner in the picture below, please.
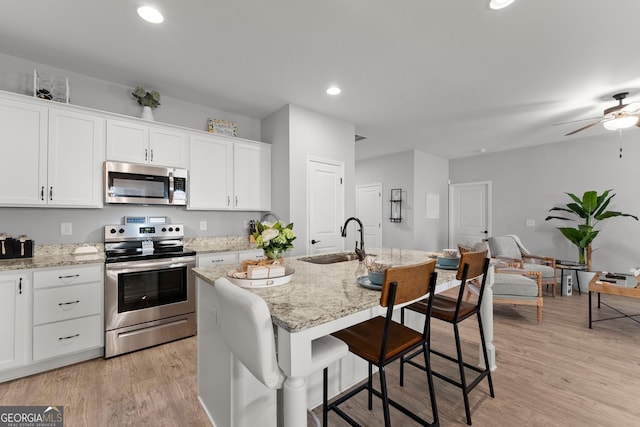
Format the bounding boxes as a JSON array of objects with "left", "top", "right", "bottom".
[{"left": 104, "top": 222, "right": 194, "bottom": 263}]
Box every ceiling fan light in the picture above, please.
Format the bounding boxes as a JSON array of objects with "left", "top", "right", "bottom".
[
  {"left": 137, "top": 6, "right": 164, "bottom": 24},
  {"left": 603, "top": 115, "right": 638, "bottom": 131},
  {"left": 489, "top": 0, "right": 516, "bottom": 10}
]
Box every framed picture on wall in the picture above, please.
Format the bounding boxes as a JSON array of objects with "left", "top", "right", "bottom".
[{"left": 208, "top": 119, "right": 238, "bottom": 137}]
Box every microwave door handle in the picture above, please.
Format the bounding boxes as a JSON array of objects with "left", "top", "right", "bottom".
[{"left": 168, "top": 172, "right": 174, "bottom": 203}]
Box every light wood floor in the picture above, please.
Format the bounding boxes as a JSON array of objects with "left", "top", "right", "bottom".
[{"left": 1, "top": 289, "right": 639, "bottom": 426}]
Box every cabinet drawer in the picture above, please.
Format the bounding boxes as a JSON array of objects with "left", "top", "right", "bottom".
[
  {"left": 197, "top": 252, "right": 238, "bottom": 267},
  {"left": 238, "top": 250, "right": 264, "bottom": 262},
  {"left": 34, "top": 282, "right": 102, "bottom": 325},
  {"left": 33, "top": 314, "right": 102, "bottom": 361},
  {"left": 34, "top": 264, "right": 102, "bottom": 289}
]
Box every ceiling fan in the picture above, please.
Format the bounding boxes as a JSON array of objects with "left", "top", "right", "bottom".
[{"left": 562, "top": 92, "right": 640, "bottom": 136}]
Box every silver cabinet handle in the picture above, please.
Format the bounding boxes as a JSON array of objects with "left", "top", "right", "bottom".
[
  {"left": 145, "top": 148, "right": 148, "bottom": 161},
  {"left": 58, "top": 334, "right": 80, "bottom": 341},
  {"left": 41, "top": 186, "right": 45, "bottom": 201},
  {"left": 150, "top": 149, "right": 153, "bottom": 162},
  {"left": 58, "top": 274, "right": 80, "bottom": 279},
  {"left": 227, "top": 196, "right": 230, "bottom": 206},
  {"left": 235, "top": 196, "right": 238, "bottom": 207},
  {"left": 49, "top": 186, "right": 53, "bottom": 201}
]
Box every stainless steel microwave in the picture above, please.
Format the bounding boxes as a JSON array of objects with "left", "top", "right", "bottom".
[{"left": 104, "top": 161, "right": 187, "bottom": 205}]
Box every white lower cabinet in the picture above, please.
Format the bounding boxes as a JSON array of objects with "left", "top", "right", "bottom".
[
  {"left": 32, "top": 264, "right": 103, "bottom": 362},
  {"left": 238, "top": 249, "right": 265, "bottom": 262},
  {"left": 197, "top": 252, "right": 239, "bottom": 267},
  {"left": 0, "top": 270, "right": 31, "bottom": 372}
]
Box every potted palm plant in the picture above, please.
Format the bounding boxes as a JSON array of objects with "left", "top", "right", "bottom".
[{"left": 545, "top": 189, "right": 637, "bottom": 290}]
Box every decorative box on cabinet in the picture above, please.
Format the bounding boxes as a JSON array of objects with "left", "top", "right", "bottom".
[
  {"left": 32, "top": 265, "right": 103, "bottom": 362},
  {"left": 106, "top": 118, "right": 187, "bottom": 168}
]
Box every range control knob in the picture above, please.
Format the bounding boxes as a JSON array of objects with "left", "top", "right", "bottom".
[
  {"left": 168, "top": 227, "right": 174, "bottom": 232},
  {"left": 162, "top": 227, "right": 167, "bottom": 232},
  {"left": 119, "top": 228, "right": 125, "bottom": 234},
  {"left": 175, "top": 227, "right": 180, "bottom": 232},
  {"left": 109, "top": 228, "right": 117, "bottom": 234}
]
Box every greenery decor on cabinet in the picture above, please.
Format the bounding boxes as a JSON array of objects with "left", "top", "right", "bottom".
[
  {"left": 545, "top": 189, "right": 638, "bottom": 270},
  {"left": 132, "top": 86, "right": 161, "bottom": 108}
]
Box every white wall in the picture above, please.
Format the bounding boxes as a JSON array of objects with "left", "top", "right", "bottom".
[
  {"left": 449, "top": 132, "right": 640, "bottom": 273},
  {"left": 355, "top": 150, "right": 449, "bottom": 251},
  {"left": 262, "top": 104, "right": 356, "bottom": 256},
  {"left": 0, "top": 52, "right": 264, "bottom": 244}
]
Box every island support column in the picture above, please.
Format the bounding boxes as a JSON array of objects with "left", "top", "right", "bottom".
[{"left": 480, "top": 266, "right": 496, "bottom": 371}]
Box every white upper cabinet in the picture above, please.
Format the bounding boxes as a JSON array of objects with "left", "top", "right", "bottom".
[
  {"left": 188, "top": 134, "right": 271, "bottom": 211},
  {"left": 106, "top": 119, "right": 187, "bottom": 168},
  {"left": 188, "top": 134, "right": 233, "bottom": 210},
  {"left": 234, "top": 141, "right": 271, "bottom": 211},
  {"left": 47, "top": 109, "right": 105, "bottom": 207},
  {"left": 0, "top": 95, "right": 105, "bottom": 208},
  {"left": 0, "top": 97, "right": 48, "bottom": 206}
]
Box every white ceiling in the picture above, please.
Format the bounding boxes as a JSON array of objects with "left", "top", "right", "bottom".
[{"left": 2, "top": 0, "right": 640, "bottom": 160}]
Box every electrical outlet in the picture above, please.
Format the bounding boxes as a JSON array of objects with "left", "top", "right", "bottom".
[
  {"left": 526, "top": 219, "right": 535, "bottom": 227},
  {"left": 200, "top": 221, "right": 207, "bottom": 231},
  {"left": 243, "top": 221, "right": 249, "bottom": 229},
  {"left": 60, "top": 222, "right": 73, "bottom": 235}
]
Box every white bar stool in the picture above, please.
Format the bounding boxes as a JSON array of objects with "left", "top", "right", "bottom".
[{"left": 215, "top": 278, "right": 349, "bottom": 426}]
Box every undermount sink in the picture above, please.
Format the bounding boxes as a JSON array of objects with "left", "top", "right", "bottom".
[
  {"left": 299, "top": 252, "right": 361, "bottom": 264},
  {"left": 299, "top": 252, "right": 374, "bottom": 264}
]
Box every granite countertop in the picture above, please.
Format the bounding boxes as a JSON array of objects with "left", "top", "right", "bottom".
[
  {"left": 0, "top": 244, "right": 105, "bottom": 272},
  {"left": 193, "top": 248, "right": 458, "bottom": 333},
  {"left": 184, "top": 236, "right": 257, "bottom": 254}
]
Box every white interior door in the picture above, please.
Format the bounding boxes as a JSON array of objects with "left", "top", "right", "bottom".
[
  {"left": 356, "top": 183, "right": 382, "bottom": 251},
  {"left": 449, "top": 181, "right": 491, "bottom": 247},
  {"left": 308, "top": 159, "right": 344, "bottom": 255}
]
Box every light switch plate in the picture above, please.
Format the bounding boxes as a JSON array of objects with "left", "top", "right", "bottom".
[
  {"left": 525, "top": 219, "right": 535, "bottom": 227},
  {"left": 200, "top": 221, "right": 207, "bottom": 231}
]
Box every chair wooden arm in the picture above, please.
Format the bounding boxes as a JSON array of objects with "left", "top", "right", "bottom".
[{"left": 522, "top": 254, "right": 556, "bottom": 268}]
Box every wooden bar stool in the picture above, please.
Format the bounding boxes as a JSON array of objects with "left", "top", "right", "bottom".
[
  {"left": 215, "top": 277, "right": 349, "bottom": 426},
  {"left": 400, "top": 250, "right": 494, "bottom": 426},
  {"left": 327, "top": 260, "right": 439, "bottom": 426}
]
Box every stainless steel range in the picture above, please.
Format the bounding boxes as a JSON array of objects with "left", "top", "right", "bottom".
[{"left": 104, "top": 219, "right": 196, "bottom": 358}]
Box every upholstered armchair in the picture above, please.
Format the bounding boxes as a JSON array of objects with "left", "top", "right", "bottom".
[
  {"left": 487, "top": 235, "right": 557, "bottom": 297},
  {"left": 492, "top": 267, "right": 543, "bottom": 323}
]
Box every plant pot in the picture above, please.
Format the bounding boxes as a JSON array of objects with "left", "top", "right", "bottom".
[
  {"left": 141, "top": 106, "right": 154, "bottom": 121},
  {"left": 577, "top": 270, "right": 597, "bottom": 293}
]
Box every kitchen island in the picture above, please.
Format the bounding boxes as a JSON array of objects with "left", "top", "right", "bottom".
[{"left": 194, "top": 248, "right": 496, "bottom": 427}]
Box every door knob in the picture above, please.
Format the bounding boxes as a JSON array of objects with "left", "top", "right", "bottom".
[{"left": 311, "top": 239, "right": 321, "bottom": 244}]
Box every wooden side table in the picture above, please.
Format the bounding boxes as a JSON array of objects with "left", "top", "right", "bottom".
[{"left": 588, "top": 272, "right": 640, "bottom": 328}]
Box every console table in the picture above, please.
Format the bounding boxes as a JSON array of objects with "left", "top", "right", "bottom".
[{"left": 588, "top": 272, "right": 640, "bottom": 328}]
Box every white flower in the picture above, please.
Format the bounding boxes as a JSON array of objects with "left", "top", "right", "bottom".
[{"left": 261, "top": 228, "right": 279, "bottom": 242}]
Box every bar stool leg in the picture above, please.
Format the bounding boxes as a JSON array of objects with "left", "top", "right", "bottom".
[{"left": 453, "top": 323, "right": 472, "bottom": 425}]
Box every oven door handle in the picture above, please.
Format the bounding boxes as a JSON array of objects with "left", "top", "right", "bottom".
[
  {"left": 106, "top": 257, "right": 195, "bottom": 272},
  {"left": 168, "top": 171, "right": 174, "bottom": 204}
]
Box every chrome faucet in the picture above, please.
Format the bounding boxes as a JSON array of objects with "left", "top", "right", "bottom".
[
  {"left": 260, "top": 212, "right": 281, "bottom": 223},
  {"left": 341, "top": 217, "right": 366, "bottom": 261}
]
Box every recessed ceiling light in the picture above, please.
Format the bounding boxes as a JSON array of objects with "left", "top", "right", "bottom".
[
  {"left": 326, "top": 87, "right": 341, "bottom": 95},
  {"left": 137, "top": 6, "right": 164, "bottom": 24},
  {"left": 489, "top": 0, "right": 516, "bottom": 10}
]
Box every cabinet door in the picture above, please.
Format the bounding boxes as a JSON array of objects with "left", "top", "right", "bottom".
[
  {"left": 106, "top": 119, "right": 149, "bottom": 164},
  {"left": 188, "top": 134, "right": 233, "bottom": 210},
  {"left": 150, "top": 127, "right": 187, "bottom": 168},
  {"left": 234, "top": 142, "right": 271, "bottom": 211},
  {"left": 0, "top": 272, "right": 30, "bottom": 371},
  {"left": 47, "top": 109, "right": 105, "bottom": 207},
  {"left": 0, "top": 98, "right": 48, "bottom": 206}
]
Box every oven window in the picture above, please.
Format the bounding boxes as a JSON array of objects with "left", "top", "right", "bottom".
[{"left": 118, "top": 266, "right": 187, "bottom": 313}]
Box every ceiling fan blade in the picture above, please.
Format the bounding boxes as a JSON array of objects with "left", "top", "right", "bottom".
[
  {"left": 621, "top": 102, "right": 640, "bottom": 113},
  {"left": 553, "top": 116, "right": 603, "bottom": 126},
  {"left": 604, "top": 104, "right": 626, "bottom": 115},
  {"left": 564, "top": 120, "right": 601, "bottom": 136}
]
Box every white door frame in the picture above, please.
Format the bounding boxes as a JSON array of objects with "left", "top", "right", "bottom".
[{"left": 448, "top": 180, "right": 492, "bottom": 246}]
